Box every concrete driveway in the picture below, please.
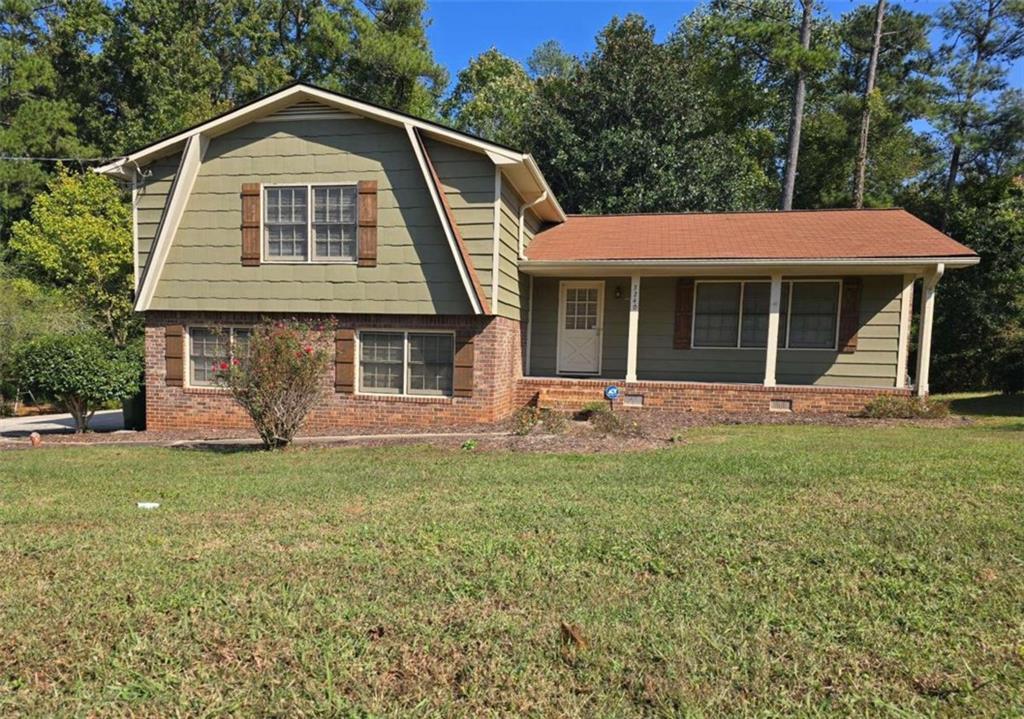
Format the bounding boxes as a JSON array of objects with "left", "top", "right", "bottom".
[{"left": 0, "top": 409, "right": 124, "bottom": 437}]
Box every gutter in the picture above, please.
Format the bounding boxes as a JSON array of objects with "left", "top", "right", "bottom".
[
  {"left": 519, "top": 256, "right": 980, "bottom": 271},
  {"left": 518, "top": 191, "right": 548, "bottom": 260}
]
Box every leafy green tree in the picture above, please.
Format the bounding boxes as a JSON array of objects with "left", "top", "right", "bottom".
[
  {"left": 796, "top": 3, "right": 937, "bottom": 207},
  {"left": 0, "top": 273, "right": 90, "bottom": 407},
  {"left": 0, "top": 0, "right": 109, "bottom": 241},
  {"left": 8, "top": 167, "right": 135, "bottom": 346},
  {"left": 523, "top": 15, "right": 775, "bottom": 214},
  {"left": 442, "top": 48, "right": 534, "bottom": 147},
  {"left": 908, "top": 177, "right": 1024, "bottom": 392},
  {"left": 934, "top": 0, "right": 1024, "bottom": 226},
  {"left": 16, "top": 331, "right": 141, "bottom": 431},
  {"left": 669, "top": 0, "right": 838, "bottom": 209},
  {"left": 527, "top": 40, "right": 579, "bottom": 80},
  {"left": 98, "top": 0, "right": 447, "bottom": 152}
]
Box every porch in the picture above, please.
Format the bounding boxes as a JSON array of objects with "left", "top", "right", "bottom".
[{"left": 519, "top": 268, "right": 944, "bottom": 410}]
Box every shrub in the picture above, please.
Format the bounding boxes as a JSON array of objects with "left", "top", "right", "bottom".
[
  {"left": 539, "top": 409, "right": 568, "bottom": 434},
  {"left": 16, "top": 332, "right": 141, "bottom": 432},
  {"left": 216, "top": 321, "right": 329, "bottom": 449},
  {"left": 862, "top": 396, "right": 950, "bottom": 419},
  {"left": 511, "top": 406, "right": 541, "bottom": 435},
  {"left": 587, "top": 404, "right": 643, "bottom": 436}
]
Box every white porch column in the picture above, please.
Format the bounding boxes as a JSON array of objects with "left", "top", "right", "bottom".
[
  {"left": 764, "top": 274, "right": 783, "bottom": 387},
  {"left": 895, "top": 274, "right": 915, "bottom": 389},
  {"left": 915, "top": 264, "right": 944, "bottom": 397},
  {"left": 625, "top": 274, "right": 641, "bottom": 383}
]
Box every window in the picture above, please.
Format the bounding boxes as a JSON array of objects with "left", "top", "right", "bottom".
[
  {"left": 313, "top": 186, "right": 356, "bottom": 259},
  {"left": 693, "top": 282, "right": 741, "bottom": 347},
  {"left": 188, "top": 327, "right": 250, "bottom": 386},
  {"left": 564, "top": 287, "right": 599, "bottom": 330},
  {"left": 408, "top": 333, "right": 454, "bottom": 396},
  {"left": 264, "top": 184, "right": 357, "bottom": 262},
  {"left": 692, "top": 280, "right": 838, "bottom": 350},
  {"left": 265, "top": 186, "right": 308, "bottom": 259},
  {"left": 787, "top": 281, "right": 840, "bottom": 349},
  {"left": 358, "top": 331, "right": 454, "bottom": 397}
]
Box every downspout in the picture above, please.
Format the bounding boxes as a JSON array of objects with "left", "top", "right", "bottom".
[{"left": 518, "top": 191, "right": 547, "bottom": 260}]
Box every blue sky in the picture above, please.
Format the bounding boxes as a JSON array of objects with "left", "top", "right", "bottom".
[{"left": 425, "top": 0, "right": 1024, "bottom": 89}]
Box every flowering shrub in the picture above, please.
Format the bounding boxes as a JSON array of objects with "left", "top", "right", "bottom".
[{"left": 217, "top": 320, "right": 330, "bottom": 449}]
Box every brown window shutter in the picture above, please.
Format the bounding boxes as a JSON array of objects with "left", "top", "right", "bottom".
[
  {"left": 241, "top": 183, "right": 261, "bottom": 266},
  {"left": 673, "top": 278, "right": 695, "bottom": 350},
  {"left": 453, "top": 332, "right": 474, "bottom": 397},
  {"left": 357, "top": 180, "right": 378, "bottom": 267},
  {"left": 165, "top": 325, "right": 184, "bottom": 387},
  {"left": 838, "top": 277, "right": 862, "bottom": 354},
  {"left": 335, "top": 328, "right": 355, "bottom": 393}
]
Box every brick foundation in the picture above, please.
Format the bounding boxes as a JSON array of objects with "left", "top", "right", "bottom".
[
  {"left": 145, "top": 312, "right": 909, "bottom": 433},
  {"left": 516, "top": 377, "right": 911, "bottom": 415},
  {"left": 145, "top": 312, "right": 522, "bottom": 432}
]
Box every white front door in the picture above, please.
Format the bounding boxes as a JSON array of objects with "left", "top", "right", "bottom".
[{"left": 557, "top": 281, "right": 604, "bottom": 375}]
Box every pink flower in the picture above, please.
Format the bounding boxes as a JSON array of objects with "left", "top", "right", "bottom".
[
  {"left": 220, "top": 362, "right": 228, "bottom": 370},
  {"left": 304, "top": 346, "right": 313, "bottom": 354},
  {"left": 232, "top": 358, "right": 240, "bottom": 366}
]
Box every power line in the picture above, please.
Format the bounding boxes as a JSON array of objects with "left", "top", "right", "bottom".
[{"left": 0, "top": 155, "right": 115, "bottom": 163}]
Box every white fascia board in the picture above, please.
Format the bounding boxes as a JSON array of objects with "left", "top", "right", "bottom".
[
  {"left": 519, "top": 256, "right": 980, "bottom": 276},
  {"left": 96, "top": 84, "right": 524, "bottom": 174},
  {"left": 406, "top": 124, "right": 484, "bottom": 315},
  {"left": 133, "top": 134, "right": 208, "bottom": 312},
  {"left": 94, "top": 84, "right": 568, "bottom": 226}
]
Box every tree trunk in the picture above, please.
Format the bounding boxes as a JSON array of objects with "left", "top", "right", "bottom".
[
  {"left": 853, "top": 0, "right": 886, "bottom": 209},
  {"left": 781, "top": 0, "right": 814, "bottom": 211}
]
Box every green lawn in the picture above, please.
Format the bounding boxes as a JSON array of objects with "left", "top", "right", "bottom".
[{"left": 2, "top": 414, "right": 1023, "bottom": 716}]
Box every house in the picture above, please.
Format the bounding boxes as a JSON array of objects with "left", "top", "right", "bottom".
[{"left": 95, "top": 83, "right": 979, "bottom": 432}]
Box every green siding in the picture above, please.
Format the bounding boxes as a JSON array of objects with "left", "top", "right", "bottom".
[
  {"left": 496, "top": 181, "right": 543, "bottom": 321},
  {"left": 423, "top": 139, "right": 495, "bottom": 310},
  {"left": 148, "top": 116, "right": 480, "bottom": 314},
  {"left": 528, "top": 275, "right": 903, "bottom": 389},
  {"left": 527, "top": 277, "right": 630, "bottom": 378},
  {"left": 777, "top": 275, "right": 902, "bottom": 387},
  {"left": 135, "top": 152, "right": 180, "bottom": 279}
]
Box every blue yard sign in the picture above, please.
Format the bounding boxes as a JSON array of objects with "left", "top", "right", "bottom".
[{"left": 604, "top": 385, "right": 620, "bottom": 401}]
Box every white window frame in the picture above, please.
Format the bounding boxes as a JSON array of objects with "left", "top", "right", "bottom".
[
  {"left": 691, "top": 279, "right": 842, "bottom": 351},
  {"left": 355, "top": 329, "right": 456, "bottom": 398},
  {"left": 185, "top": 325, "right": 251, "bottom": 388},
  {"left": 260, "top": 182, "right": 359, "bottom": 264}
]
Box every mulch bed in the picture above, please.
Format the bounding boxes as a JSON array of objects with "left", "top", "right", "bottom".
[{"left": 0, "top": 409, "right": 973, "bottom": 453}]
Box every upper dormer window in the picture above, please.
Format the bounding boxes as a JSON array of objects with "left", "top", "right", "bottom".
[{"left": 264, "top": 184, "right": 357, "bottom": 262}]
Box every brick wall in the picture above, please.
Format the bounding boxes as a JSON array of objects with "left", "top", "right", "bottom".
[
  {"left": 516, "top": 377, "right": 911, "bottom": 415},
  {"left": 146, "top": 311, "right": 911, "bottom": 434},
  {"left": 145, "top": 312, "right": 522, "bottom": 433}
]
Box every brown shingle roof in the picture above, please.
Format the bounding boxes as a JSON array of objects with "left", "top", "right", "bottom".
[{"left": 526, "top": 209, "right": 976, "bottom": 262}]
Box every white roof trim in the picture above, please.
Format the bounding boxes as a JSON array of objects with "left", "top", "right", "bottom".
[
  {"left": 134, "top": 134, "right": 208, "bottom": 312},
  {"left": 406, "top": 124, "right": 484, "bottom": 315},
  {"left": 94, "top": 83, "right": 566, "bottom": 223},
  {"left": 520, "top": 256, "right": 980, "bottom": 276}
]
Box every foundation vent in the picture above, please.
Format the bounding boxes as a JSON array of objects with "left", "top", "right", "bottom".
[
  {"left": 623, "top": 394, "right": 645, "bottom": 408},
  {"left": 769, "top": 398, "right": 793, "bottom": 413}
]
